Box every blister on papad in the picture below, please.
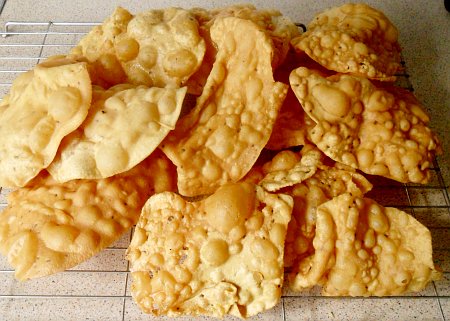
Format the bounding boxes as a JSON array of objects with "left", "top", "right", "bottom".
[
  {"left": 0, "top": 57, "right": 91, "bottom": 188},
  {"left": 0, "top": 150, "right": 176, "bottom": 281},
  {"left": 291, "top": 3, "right": 401, "bottom": 81},
  {"left": 48, "top": 84, "right": 186, "bottom": 181},
  {"left": 161, "top": 17, "right": 288, "bottom": 196},
  {"left": 126, "top": 182, "right": 292, "bottom": 318},
  {"left": 290, "top": 66, "right": 441, "bottom": 184},
  {"left": 293, "top": 193, "right": 441, "bottom": 296}
]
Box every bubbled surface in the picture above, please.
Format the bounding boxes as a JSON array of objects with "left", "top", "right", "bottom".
[
  {"left": 162, "top": 17, "right": 288, "bottom": 196},
  {"left": 292, "top": 3, "right": 401, "bottom": 81},
  {"left": 315, "top": 194, "right": 441, "bottom": 296},
  {"left": 47, "top": 84, "right": 186, "bottom": 181},
  {"left": 126, "top": 182, "right": 293, "bottom": 318},
  {"left": 290, "top": 67, "right": 441, "bottom": 184},
  {"left": 72, "top": 7, "right": 206, "bottom": 89},
  {"left": 0, "top": 57, "right": 92, "bottom": 188},
  {"left": 0, "top": 150, "right": 176, "bottom": 281}
]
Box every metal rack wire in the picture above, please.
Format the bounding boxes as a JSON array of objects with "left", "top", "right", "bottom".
[{"left": 0, "top": 21, "right": 449, "bottom": 321}]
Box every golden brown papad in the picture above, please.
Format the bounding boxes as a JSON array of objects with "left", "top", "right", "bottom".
[
  {"left": 0, "top": 57, "right": 91, "bottom": 188},
  {"left": 290, "top": 66, "right": 441, "bottom": 184},
  {"left": 291, "top": 3, "right": 401, "bottom": 81},
  {"left": 245, "top": 145, "right": 372, "bottom": 274},
  {"left": 72, "top": 7, "right": 205, "bottom": 89},
  {"left": 126, "top": 182, "right": 292, "bottom": 318},
  {"left": 161, "top": 16, "right": 288, "bottom": 197},
  {"left": 291, "top": 193, "right": 441, "bottom": 296},
  {"left": 47, "top": 84, "right": 186, "bottom": 182},
  {"left": 186, "top": 4, "right": 300, "bottom": 94},
  {"left": 0, "top": 150, "right": 176, "bottom": 281}
]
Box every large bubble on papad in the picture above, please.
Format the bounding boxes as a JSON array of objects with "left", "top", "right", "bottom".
[
  {"left": 0, "top": 57, "right": 92, "bottom": 188},
  {"left": 291, "top": 3, "right": 401, "bottom": 81},
  {"left": 161, "top": 17, "right": 288, "bottom": 197},
  {"left": 302, "top": 194, "right": 441, "bottom": 296},
  {"left": 290, "top": 67, "right": 441, "bottom": 184},
  {"left": 48, "top": 85, "right": 186, "bottom": 182},
  {"left": 126, "top": 182, "right": 292, "bottom": 318},
  {"left": 0, "top": 150, "right": 176, "bottom": 281}
]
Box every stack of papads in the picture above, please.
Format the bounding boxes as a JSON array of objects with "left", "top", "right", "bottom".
[{"left": 0, "top": 2, "right": 444, "bottom": 320}]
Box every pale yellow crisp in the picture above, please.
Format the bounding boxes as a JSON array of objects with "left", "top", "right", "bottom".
[
  {"left": 311, "top": 194, "right": 441, "bottom": 296},
  {"left": 292, "top": 3, "right": 401, "bottom": 81},
  {"left": 47, "top": 84, "right": 186, "bottom": 181},
  {"left": 290, "top": 67, "right": 441, "bottom": 184},
  {"left": 0, "top": 57, "right": 92, "bottom": 188},
  {"left": 187, "top": 4, "right": 300, "bottom": 94},
  {"left": 73, "top": 7, "right": 206, "bottom": 89},
  {"left": 126, "top": 182, "right": 292, "bottom": 318},
  {"left": 0, "top": 150, "right": 177, "bottom": 280},
  {"left": 71, "top": 7, "right": 131, "bottom": 87},
  {"left": 162, "top": 17, "right": 288, "bottom": 196}
]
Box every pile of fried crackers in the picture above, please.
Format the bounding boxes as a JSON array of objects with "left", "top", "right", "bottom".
[{"left": 0, "top": 3, "right": 443, "bottom": 319}]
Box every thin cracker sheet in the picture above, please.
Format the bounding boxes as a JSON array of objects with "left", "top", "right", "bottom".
[
  {"left": 285, "top": 162, "right": 372, "bottom": 283},
  {"left": 187, "top": 4, "right": 300, "bottom": 94},
  {"left": 73, "top": 7, "right": 205, "bottom": 89},
  {"left": 290, "top": 67, "right": 441, "bottom": 184},
  {"left": 162, "top": 17, "right": 288, "bottom": 196},
  {"left": 303, "top": 193, "right": 441, "bottom": 296},
  {"left": 291, "top": 3, "right": 401, "bottom": 81},
  {"left": 0, "top": 57, "right": 92, "bottom": 187},
  {"left": 0, "top": 150, "right": 176, "bottom": 281},
  {"left": 126, "top": 182, "right": 293, "bottom": 318},
  {"left": 48, "top": 84, "right": 186, "bottom": 182}
]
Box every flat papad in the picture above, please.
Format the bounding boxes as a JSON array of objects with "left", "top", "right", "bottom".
[
  {"left": 290, "top": 67, "right": 441, "bottom": 184},
  {"left": 291, "top": 3, "right": 401, "bottom": 81},
  {"left": 0, "top": 57, "right": 91, "bottom": 187},
  {"left": 162, "top": 17, "right": 288, "bottom": 196},
  {"left": 291, "top": 193, "right": 441, "bottom": 295},
  {"left": 126, "top": 182, "right": 292, "bottom": 318},
  {"left": 0, "top": 150, "right": 176, "bottom": 281},
  {"left": 48, "top": 84, "right": 186, "bottom": 181}
]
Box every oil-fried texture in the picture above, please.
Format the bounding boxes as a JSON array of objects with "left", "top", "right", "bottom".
[
  {"left": 187, "top": 4, "right": 300, "bottom": 95},
  {"left": 72, "top": 7, "right": 205, "bottom": 89},
  {"left": 127, "top": 183, "right": 292, "bottom": 318},
  {"left": 297, "top": 194, "right": 441, "bottom": 296},
  {"left": 0, "top": 57, "right": 91, "bottom": 188},
  {"left": 161, "top": 17, "right": 288, "bottom": 196},
  {"left": 0, "top": 150, "right": 176, "bottom": 281},
  {"left": 48, "top": 84, "right": 186, "bottom": 181},
  {"left": 290, "top": 67, "right": 441, "bottom": 184},
  {"left": 292, "top": 3, "right": 401, "bottom": 81}
]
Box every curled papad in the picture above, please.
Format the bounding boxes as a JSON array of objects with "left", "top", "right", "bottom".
[
  {"left": 0, "top": 57, "right": 91, "bottom": 187},
  {"left": 48, "top": 84, "right": 186, "bottom": 181},
  {"left": 244, "top": 145, "right": 372, "bottom": 272},
  {"left": 162, "top": 17, "right": 288, "bottom": 196},
  {"left": 291, "top": 3, "right": 401, "bottom": 81},
  {"left": 187, "top": 4, "right": 300, "bottom": 94},
  {"left": 290, "top": 67, "right": 441, "bottom": 184},
  {"left": 0, "top": 150, "right": 176, "bottom": 281},
  {"left": 290, "top": 193, "right": 441, "bottom": 295},
  {"left": 126, "top": 182, "right": 292, "bottom": 318}
]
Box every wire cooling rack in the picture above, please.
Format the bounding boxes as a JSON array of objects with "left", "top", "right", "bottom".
[{"left": 0, "top": 21, "right": 449, "bottom": 321}]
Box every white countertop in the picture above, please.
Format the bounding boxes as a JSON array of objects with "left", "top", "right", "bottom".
[{"left": 0, "top": 1, "right": 449, "bottom": 320}]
